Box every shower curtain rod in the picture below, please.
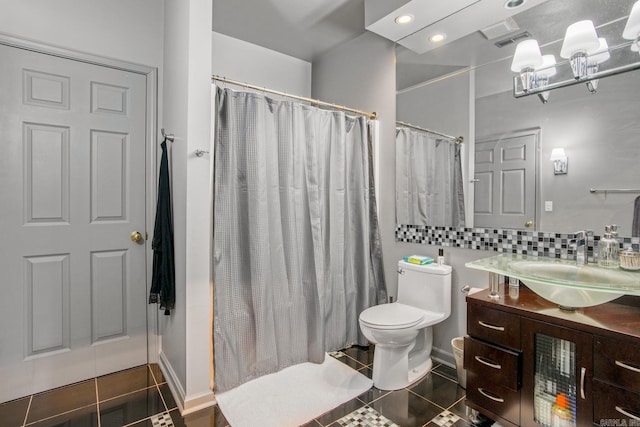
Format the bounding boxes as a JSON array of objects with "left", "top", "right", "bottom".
[
  {"left": 212, "top": 75, "right": 377, "bottom": 120},
  {"left": 396, "top": 121, "right": 463, "bottom": 144}
]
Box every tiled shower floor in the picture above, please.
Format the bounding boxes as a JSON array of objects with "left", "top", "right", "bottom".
[{"left": 0, "top": 346, "right": 485, "bottom": 427}]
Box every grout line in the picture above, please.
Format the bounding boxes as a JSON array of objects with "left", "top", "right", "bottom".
[
  {"left": 98, "top": 384, "right": 159, "bottom": 405},
  {"left": 147, "top": 363, "right": 159, "bottom": 385},
  {"left": 122, "top": 414, "right": 154, "bottom": 427},
  {"left": 95, "top": 378, "right": 101, "bottom": 427},
  {"left": 431, "top": 369, "right": 458, "bottom": 384},
  {"left": 157, "top": 378, "right": 170, "bottom": 413},
  {"left": 147, "top": 363, "right": 167, "bottom": 386},
  {"left": 22, "top": 395, "right": 32, "bottom": 427},
  {"left": 447, "top": 395, "right": 466, "bottom": 411},
  {"left": 148, "top": 362, "right": 172, "bottom": 413},
  {"left": 407, "top": 389, "right": 448, "bottom": 412},
  {"left": 341, "top": 353, "right": 367, "bottom": 369},
  {"left": 23, "top": 404, "right": 96, "bottom": 427}
]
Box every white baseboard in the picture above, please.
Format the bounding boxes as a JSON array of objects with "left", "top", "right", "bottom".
[
  {"left": 158, "top": 351, "right": 216, "bottom": 415},
  {"left": 158, "top": 351, "right": 187, "bottom": 413}
]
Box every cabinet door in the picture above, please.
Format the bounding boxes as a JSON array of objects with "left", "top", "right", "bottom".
[{"left": 521, "top": 318, "right": 593, "bottom": 427}]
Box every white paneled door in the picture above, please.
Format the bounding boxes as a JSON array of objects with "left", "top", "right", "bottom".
[{"left": 0, "top": 44, "right": 148, "bottom": 403}]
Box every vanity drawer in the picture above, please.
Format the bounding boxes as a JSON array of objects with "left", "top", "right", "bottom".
[
  {"left": 464, "top": 336, "right": 521, "bottom": 391},
  {"left": 467, "top": 370, "right": 520, "bottom": 426},
  {"left": 467, "top": 303, "right": 521, "bottom": 350},
  {"left": 593, "top": 380, "right": 640, "bottom": 424},
  {"left": 594, "top": 337, "right": 640, "bottom": 393}
]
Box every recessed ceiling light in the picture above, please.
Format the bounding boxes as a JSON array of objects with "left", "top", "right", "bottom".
[
  {"left": 504, "top": 0, "right": 526, "bottom": 9},
  {"left": 395, "top": 14, "right": 414, "bottom": 25},
  {"left": 430, "top": 33, "right": 446, "bottom": 43}
]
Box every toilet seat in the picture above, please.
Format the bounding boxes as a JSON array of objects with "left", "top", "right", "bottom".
[{"left": 359, "top": 303, "right": 424, "bottom": 330}]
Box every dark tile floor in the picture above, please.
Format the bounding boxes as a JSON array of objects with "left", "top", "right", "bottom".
[{"left": 0, "top": 347, "right": 486, "bottom": 427}]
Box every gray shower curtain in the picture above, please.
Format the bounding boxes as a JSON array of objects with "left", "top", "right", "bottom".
[
  {"left": 213, "top": 87, "right": 386, "bottom": 392},
  {"left": 396, "top": 127, "right": 465, "bottom": 226}
]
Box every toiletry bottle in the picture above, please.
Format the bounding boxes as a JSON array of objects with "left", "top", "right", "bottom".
[
  {"left": 437, "top": 248, "right": 444, "bottom": 266},
  {"left": 597, "top": 225, "right": 620, "bottom": 268},
  {"left": 551, "top": 393, "right": 573, "bottom": 427}
]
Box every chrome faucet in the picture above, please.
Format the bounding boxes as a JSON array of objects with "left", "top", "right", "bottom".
[{"left": 571, "top": 230, "right": 593, "bottom": 266}]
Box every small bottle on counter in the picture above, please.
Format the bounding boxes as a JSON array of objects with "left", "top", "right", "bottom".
[
  {"left": 551, "top": 393, "right": 574, "bottom": 427},
  {"left": 437, "top": 248, "right": 444, "bottom": 266},
  {"left": 597, "top": 225, "right": 620, "bottom": 269}
]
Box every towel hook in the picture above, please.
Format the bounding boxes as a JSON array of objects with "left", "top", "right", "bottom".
[{"left": 161, "top": 128, "right": 175, "bottom": 143}]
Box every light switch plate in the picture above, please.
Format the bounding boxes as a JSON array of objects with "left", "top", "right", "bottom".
[{"left": 545, "top": 201, "right": 553, "bottom": 212}]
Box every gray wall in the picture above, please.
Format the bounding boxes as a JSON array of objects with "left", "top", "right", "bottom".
[
  {"left": 396, "top": 70, "right": 486, "bottom": 365},
  {"left": 397, "top": 73, "right": 470, "bottom": 144},
  {"left": 312, "top": 31, "right": 398, "bottom": 294},
  {"left": 476, "top": 71, "right": 640, "bottom": 234},
  {"left": 312, "top": 32, "right": 491, "bottom": 366}
]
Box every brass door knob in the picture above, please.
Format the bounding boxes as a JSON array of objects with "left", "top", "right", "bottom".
[
  {"left": 130, "top": 231, "right": 143, "bottom": 243},
  {"left": 525, "top": 221, "right": 534, "bottom": 228}
]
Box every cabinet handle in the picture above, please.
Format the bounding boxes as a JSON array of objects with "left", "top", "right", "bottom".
[
  {"left": 615, "top": 406, "right": 640, "bottom": 421},
  {"left": 478, "top": 388, "right": 505, "bottom": 403},
  {"left": 580, "top": 367, "right": 586, "bottom": 400},
  {"left": 474, "top": 356, "right": 502, "bottom": 370},
  {"left": 615, "top": 360, "right": 640, "bottom": 374},
  {"left": 478, "top": 320, "right": 505, "bottom": 332}
]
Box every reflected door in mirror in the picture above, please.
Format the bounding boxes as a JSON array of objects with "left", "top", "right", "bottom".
[{"left": 474, "top": 130, "right": 538, "bottom": 230}]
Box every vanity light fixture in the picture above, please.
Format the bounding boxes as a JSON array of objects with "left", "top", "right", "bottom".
[
  {"left": 549, "top": 148, "right": 568, "bottom": 175},
  {"left": 395, "top": 14, "right": 414, "bottom": 25},
  {"left": 623, "top": 0, "right": 640, "bottom": 41},
  {"left": 511, "top": 1, "right": 640, "bottom": 103},
  {"left": 429, "top": 33, "right": 446, "bottom": 43},
  {"left": 586, "top": 38, "right": 610, "bottom": 93},
  {"left": 510, "top": 39, "right": 543, "bottom": 92},
  {"left": 535, "top": 55, "right": 557, "bottom": 103},
  {"left": 560, "top": 20, "right": 600, "bottom": 79}
]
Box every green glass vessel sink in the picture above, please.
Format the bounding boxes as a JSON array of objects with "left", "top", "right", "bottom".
[{"left": 465, "top": 254, "right": 640, "bottom": 308}]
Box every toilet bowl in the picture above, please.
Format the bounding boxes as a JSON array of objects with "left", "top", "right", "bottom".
[{"left": 359, "top": 261, "right": 452, "bottom": 390}]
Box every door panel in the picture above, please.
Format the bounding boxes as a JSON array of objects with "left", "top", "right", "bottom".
[
  {"left": 474, "top": 131, "right": 538, "bottom": 230},
  {"left": 0, "top": 43, "right": 148, "bottom": 403}
]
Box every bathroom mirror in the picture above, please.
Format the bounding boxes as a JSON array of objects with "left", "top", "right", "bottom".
[{"left": 396, "top": 0, "right": 640, "bottom": 235}]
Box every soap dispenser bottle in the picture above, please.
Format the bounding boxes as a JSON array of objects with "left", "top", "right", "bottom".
[{"left": 597, "top": 225, "right": 620, "bottom": 268}]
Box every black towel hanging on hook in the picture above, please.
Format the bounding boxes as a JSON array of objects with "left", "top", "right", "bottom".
[{"left": 149, "top": 137, "right": 175, "bottom": 315}]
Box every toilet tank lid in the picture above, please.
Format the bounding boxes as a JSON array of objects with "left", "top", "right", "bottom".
[{"left": 398, "top": 260, "right": 452, "bottom": 275}]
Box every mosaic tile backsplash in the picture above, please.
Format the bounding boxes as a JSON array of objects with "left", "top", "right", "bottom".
[{"left": 395, "top": 225, "right": 640, "bottom": 262}]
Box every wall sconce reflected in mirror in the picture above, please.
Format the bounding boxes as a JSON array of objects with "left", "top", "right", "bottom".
[{"left": 550, "top": 148, "right": 568, "bottom": 175}]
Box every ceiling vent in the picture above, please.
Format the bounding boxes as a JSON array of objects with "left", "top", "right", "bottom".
[
  {"left": 480, "top": 17, "right": 519, "bottom": 40},
  {"left": 494, "top": 31, "right": 532, "bottom": 48}
]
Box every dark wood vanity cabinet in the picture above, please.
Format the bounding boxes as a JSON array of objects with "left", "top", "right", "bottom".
[
  {"left": 465, "top": 287, "right": 640, "bottom": 427},
  {"left": 592, "top": 337, "right": 640, "bottom": 423}
]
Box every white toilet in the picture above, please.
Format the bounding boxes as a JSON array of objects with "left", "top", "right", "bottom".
[{"left": 359, "top": 260, "right": 452, "bottom": 390}]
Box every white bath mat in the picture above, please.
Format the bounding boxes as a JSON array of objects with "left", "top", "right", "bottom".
[{"left": 215, "top": 354, "right": 373, "bottom": 427}]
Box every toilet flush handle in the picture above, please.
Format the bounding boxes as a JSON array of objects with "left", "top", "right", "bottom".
[{"left": 397, "top": 267, "right": 405, "bottom": 275}]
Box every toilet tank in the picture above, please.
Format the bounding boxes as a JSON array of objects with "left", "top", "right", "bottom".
[{"left": 396, "top": 260, "right": 452, "bottom": 318}]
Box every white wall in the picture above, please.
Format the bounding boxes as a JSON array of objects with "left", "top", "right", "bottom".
[
  {"left": 0, "top": 0, "right": 163, "bottom": 68},
  {"left": 212, "top": 32, "right": 311, "bottom": 96},
  {"left": 161, "top": 0, "right": 214, "bottom": 414}
]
